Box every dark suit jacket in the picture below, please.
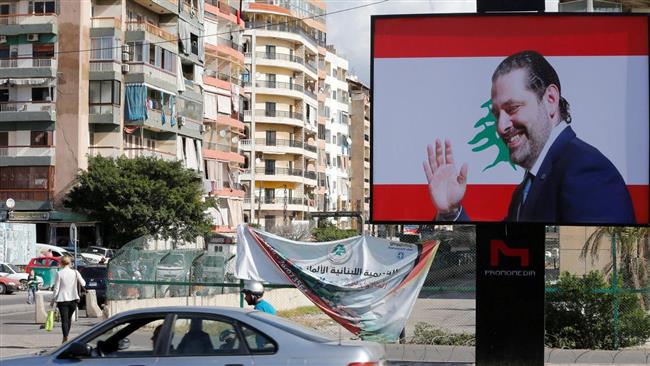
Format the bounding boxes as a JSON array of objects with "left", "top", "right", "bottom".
[
  {"left": 455, "top": 126, "right": 636, "bottom": 224},
  {"left": 505, "top": 126, "right": 635, "bottom": 224}
]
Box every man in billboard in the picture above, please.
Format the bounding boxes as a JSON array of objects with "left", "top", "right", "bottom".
[{"left": 423, "top": 50, "right": 636, "bottom": 224}]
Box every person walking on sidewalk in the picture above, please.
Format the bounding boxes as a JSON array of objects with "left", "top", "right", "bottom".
[
  {"left": 241, "top": 280, "right": 276, "bottom": 315},
  {"left": 50, "top": 256, "right": 86, "bottom": 343},
  {"left": 26, "top": 270, "right": 38, "bottom": 305}
]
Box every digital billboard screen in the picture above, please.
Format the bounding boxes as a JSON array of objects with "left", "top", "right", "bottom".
[{"left": 371, "top": 14, "right": 649, "bottom": 225}]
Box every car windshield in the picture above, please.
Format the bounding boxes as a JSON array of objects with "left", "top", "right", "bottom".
[
  {"left": 82, "top": 248, "right": 102, "bottom": 254},
  {"left": 80, "top": 267, "right": 107, "bottom": 278},
  {"left": 248, "top": 311, "right": 333, "bottom": 343},
  {"left": 6, "top": 264, "right": 19, "bottom": 273}
]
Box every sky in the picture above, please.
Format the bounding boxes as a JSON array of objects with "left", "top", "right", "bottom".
[{"left": 325, "top": 0, "right": 476, "bottom": 85}]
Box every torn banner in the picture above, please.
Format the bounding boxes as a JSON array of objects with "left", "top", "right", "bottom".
[{"left": 235, "top": 224, "right": 438, "bottom": 342}]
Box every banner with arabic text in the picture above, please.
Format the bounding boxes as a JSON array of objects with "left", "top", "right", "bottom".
[{"left": 236, "top": 225, "right": 438, "bottom": 342}]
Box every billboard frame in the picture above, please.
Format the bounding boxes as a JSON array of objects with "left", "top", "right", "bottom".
[{"left": 369, "top": 12, "right": 650, "bottom": 227}]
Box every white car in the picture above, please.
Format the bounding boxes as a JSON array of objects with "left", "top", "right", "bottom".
[
  {"left": 80, "top": 247, "right": 115, "bottom": 264},
  {"left": 0, "top": 262, "right": 43, "bottom": 290},
  {"left": 0, "top": 306, "right": 386, "bottom": 366}
]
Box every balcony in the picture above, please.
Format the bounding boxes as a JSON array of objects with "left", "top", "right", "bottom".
[
  {"left": 240, "top": 138, "right": 317, "bottom": 159},
  {"left": 125, "top": 63, "right": 177, "bottom": 93},
  {"left": 205, "top": 0, "right": 243, "bottom": 26},
  {"left": 243, "top": 109, "right": 304, "bottom": 128},
  {"left": 0, "top": 145, "right": 54, "bottom": 166},
  {"left": 0, "top": 101, "right": 55, "bottom": 122},
  {"left": 241, "top": 166, "right": 315, "bottom": 185},
  {"left": 245, "top": 22, "right": 324, "bottom": 52},
  {"left": 247, "top": 51, "right": 316, "bottom": 77},
  {"left": 126, "top": 21, "right": 177, "bottom": 43},
  {"left": 89, "top": 104, "right": 121, "bottom": 125},
  {"left": 244, "top": 80, "right": 315, "bottom": 102},
  {"left": 244, "top": 195, "right": 316, "bottom": 212},
  {"left": 130, "top": 0, "right": 178, "bottom": 15},
  {"left": 123, "top": 146, "right": 177, "bottom": 161},
  {"left": 203, "top": 142, "right": 245, "bottom": 164},
  {"left": 91, "top": 17, "right": 121, "bottom": 29},
  {"left": 204, "top": 179, "right": 245, "bottom": 198},
  {"left": 0, "top": 13, "right": 57, "bottom": 35},
  {"left": 0, "top": 58, "right": 57, "bottom": 78},
  {"left": 205, "top": 38, "right": 244, "bottom": 63},
  {"left": 203, "top": 69, "right": 243, "bottom": 90}
]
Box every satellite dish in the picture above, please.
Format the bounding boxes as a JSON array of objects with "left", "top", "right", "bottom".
[{"left": 219, "top": 130, "right": 227, "bottom": 137}]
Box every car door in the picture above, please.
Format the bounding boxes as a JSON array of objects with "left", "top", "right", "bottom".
[
  {"left": 155, "top": 313, "right": 253, "bottom": 366},
  {"left": 53, "top": 313, "right": 168, "bottom": 366}
]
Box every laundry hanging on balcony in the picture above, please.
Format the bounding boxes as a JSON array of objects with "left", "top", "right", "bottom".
[
  {"left": 169, "top": 95, "right": 176, "bottom": 126},
  {"left": 125, "top": 84, "right": 148, "bottom": 121},
  {"left": 0, "top": 78, "right": 52, "bottom": 86},
  {"left": 176, "top": 54, "right": 186, "bottom": 93},
  {"left": 204, "top": 92, "right": 218, "bottom": 121},
  {"left": 178, "top": 21, "right": 191, "bottom": 56},
  {"left": 230, "top": 85, "right": 240, "bottom": 113},
  {"left": 217, "top": 94, "right": 231, "bottom": 114}
]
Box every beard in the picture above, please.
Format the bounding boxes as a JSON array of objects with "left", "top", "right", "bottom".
[{"left": 508, "top": 106, "right": 553, "bottom": 170}]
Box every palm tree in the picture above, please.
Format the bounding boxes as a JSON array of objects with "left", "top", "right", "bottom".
[{"left": 581, "top": 227, "right": 649, "bottom": 309}]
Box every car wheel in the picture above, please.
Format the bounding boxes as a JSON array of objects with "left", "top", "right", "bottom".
[
  {"left": 19, "top": 280, "right": 27, "bottom": 291},
  {"left": 0, "top": 284, "right": 6, "bottom": 294}
]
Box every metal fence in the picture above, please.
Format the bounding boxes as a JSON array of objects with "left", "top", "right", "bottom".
[{"left": 106, "top": 227, "right": 649, "bottom": 349}]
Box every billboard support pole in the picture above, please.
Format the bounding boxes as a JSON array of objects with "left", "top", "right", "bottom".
[{"left": 476, "top": 223, "right": 545, "bottom": 366}]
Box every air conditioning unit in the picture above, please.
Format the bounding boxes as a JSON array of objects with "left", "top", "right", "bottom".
[
  {"left": 27, "top": 34, "right": 39, "bottom": 42},
  {"left": 0, "top": 36, "right": 7, "bottom": 44},
  {"left": 177, "top": 116, "right": 185, "bottom": 126},
  {"left": 121, "top": 52, "right": 130, "bottom": 62},
  {"left": 122, "top": 44, "right": 131, "bottom": 54},
  {"left": 121, "top": 64, "right": 130, "bottom": 74}
]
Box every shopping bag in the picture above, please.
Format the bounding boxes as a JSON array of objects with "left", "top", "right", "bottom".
[{"left": 45, "top": 309, "right": 55, "bottom": 332}]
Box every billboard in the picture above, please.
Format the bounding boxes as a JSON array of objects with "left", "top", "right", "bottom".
[{"left": 371, "top": 14, "right": 649, "bottom": 225}]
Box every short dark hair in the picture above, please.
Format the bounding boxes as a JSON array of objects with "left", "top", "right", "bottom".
[{"left": 492, "top": 50, "right": 571, "bottom": 123}]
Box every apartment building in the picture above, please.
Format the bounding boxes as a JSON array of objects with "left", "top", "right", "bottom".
[
  {"left": 241, "top": 0, "right": 326, "bottom": 231},
  {"left": 0, "top": 0, "right": 222, "bottom": 244},
  {"left": 202, "top": 0, "right": 247, "bottom": 236},
  {"left": 322, "top": 47, "right": 351, "bottom": 227},
  {"left": 348, "top": 77, "right": 370, "bottom": 225}
]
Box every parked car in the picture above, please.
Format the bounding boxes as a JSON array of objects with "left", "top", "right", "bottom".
[
  {"left": 35, "top": 243, "right": 70, "bottom": 258},
  {"left": 0, "top": 262, "right": 43, "bottom": 290},
  {"left": 78, "top": 265, "right": 107, "bottom": 309},
  {"left": 0, "top": 276, "right": 20, "bottom": 294},
  {"left": 0, "top": 306, "right": 386, "bottom": 366},
  {"left": 25, "top": 256, "right": 61, "bottom": 289},
  {"left": 156, "top": 253, "right": 188, "bottom": 297},
  {"left": 80, "top": 247, "right": 115, "bottom": 264}
]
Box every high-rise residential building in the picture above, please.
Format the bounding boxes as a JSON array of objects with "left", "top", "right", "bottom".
[
  {"left": 241, "top": 0, "right": 326, "bottom": 231},
  {"left": 201, "top": 0, "right": 247, "bottom": 238},
  {"left": 323, "top": 47, "right": 351, "bottom": 227},
  {"left": 348, "top": 77, "right": 370, "bottom": 226},
  {"left": 1, "top": 0, "right": 216, "bottom": 245}
]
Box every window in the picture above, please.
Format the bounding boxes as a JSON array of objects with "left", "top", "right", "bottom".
[
  {"left": 0, "top": 4, "right": 10, "bottom": 15},
  {"left": 31, "top": 87, "right": 52, "bottom": 102},
  {"left": 90, "top": 37, "right": 117, "bottom": 60},
  {"left": 30, "top": 131, "right": 51, "bottom": 146},
  {"left": 89, "top": 80, "right": 120, "bottom": 114},
  {"left": 240, "top": 324, "right": 276, "bottom": 353},
  {"left": 190, "top": 33, "right": 199, "bottom": 55},
  {"left": 332, "top": 90, "right": 336, "bottom": 100},
  {"left": 0, "top": 89, "right": 8, "bottom": 102},
  {"left": 171, "top": 316, "right": 244, "bottom": 356},
  {"left": 0, "top": 132, "right": 7, "bottom": 146},
  {"left": 265, "top": 131, "right": 276, "bottom": 146},
  {"left": 318, "top": 124, "right": 325, "bottom": 140},
  {"left": 265, "top": 45, "right": 275, "bottom": 58},
  {"left": 80, "top": 316, "right": 166, "bottom": 358},
  {"left": 267, "top": 74, "right": 276, "bottom": 88},
  {"left": 264, "top": 159, "right": 275, "bottom": 174},
  {"left": 0, "top": 166, "right": 49, "bottom": 190},
  {"left": 30, "top": 1, "right": 55, "bottom": 14},
  {"left": 33, "top": 43, "right": 54, "bottom": 59},
  {"left": 264, "top": 102, "right": 275, "bottom": 117},
  {"left": 0, "top": 46, "right": 8, "bottom": 59}
]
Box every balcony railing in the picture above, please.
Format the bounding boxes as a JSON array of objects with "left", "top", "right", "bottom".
[
  {"left": 244, "top": 196, "right": 315, "bottom": 206},
  {"left": 204, "top": 69, "right": 241, "bottom": 85},
  {"left": 0, "top": 57, "right": 55, "bottom": 68},
  {"left": 205, "top": 0, "right": 239, "bottom": 16},
  {"left": 305, "top": 61, "right": 317, "bottom": 73},
  {"left": 244, "top": 80, "right": 304, "bottom": 93},
  {"left": 204, "top": 141, "right": 238, "bottom": 154},
  {"left": 123, "top": 147, "right": 176, "bottom": 161},
  {"left": 246, "top": 109, "right": 303, "bottom": 121},
  {"left": 0, "top": 145, "right": 53, "bottom": 157},
  {"left": 0, "top": 190, "right": 50, "bottom": 202},
  {"left": 0, "top": 101, "right": 54, "bottom": 113},
  {"left": 90, "top": 60, "right": 120, "bottom": 72},
  {"left": 245, "top": 22, "right": 325, "bottom": 47},
  {"left": 216, "top": 36, "right": 243, "bottom": 52},
  {"left": 304, "top": 171, "right": 317, "bottom": 180},
  {"left": 0, "top": 13, "right": 56, "bottom": 25},
  {"left": 206, "top": 179, "right": 244, "bottom": 192},
  {"left": 91, "top": 16, "right": 121, "bottom": 29},
  {"left": 126, "top": 21, "right": 176, "bottom": 43},
  {"left": 243, "top": 138, "right": 315, "bottom": 152},
  {"left": 250, "top": 51, "right": 304, "bottom": 65},
  {"left": 304, "top": 88, "right": 317, "bottom": 100},
  {"left": 253, "top": 166, "right": 303, "bottom": 177}
]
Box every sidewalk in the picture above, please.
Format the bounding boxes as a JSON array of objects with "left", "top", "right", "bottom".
[{"left": 385, "top": 344, "right": 650, "bottom": 365}]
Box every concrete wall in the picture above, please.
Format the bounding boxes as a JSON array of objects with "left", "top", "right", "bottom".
[
  {"left": 559, "top": 226, "right": 612, "bottom": 276},
  {"left": 106, "top": 287, "right": 313, "bottom": 317}
]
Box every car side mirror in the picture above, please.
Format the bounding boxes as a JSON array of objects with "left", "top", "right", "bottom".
[{"left": 64, "top": 342, "right": 92, "bottom": 358}]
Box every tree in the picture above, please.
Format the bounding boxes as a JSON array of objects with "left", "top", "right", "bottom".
[
  {"left": 312, "top": 222, "right": 358, "bottom": 242},
  {"left": 581, "top": 227, "right": 649, "bottom": 309},
  {"left": 64, "top": 156, "right": 214, "bottom": 246}
]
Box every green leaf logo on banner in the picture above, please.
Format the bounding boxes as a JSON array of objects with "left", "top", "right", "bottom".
[
  {"left": 468, "top": 99, "right": 517, "bottom": 172},
  {"left": 328, "top": 243, "right": 352, "bottom": 264}
]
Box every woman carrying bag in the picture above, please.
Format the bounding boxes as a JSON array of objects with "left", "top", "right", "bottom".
[{"left": 50, "top": 256, "right": 86, "bottom": 343}]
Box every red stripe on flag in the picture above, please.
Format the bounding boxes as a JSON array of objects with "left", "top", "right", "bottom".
[
  {"left": 374, "top": 16, "right": 648, "bottom": 58},
  {"left": 372, "top": 184, "right": 649, "bottom": 224}
]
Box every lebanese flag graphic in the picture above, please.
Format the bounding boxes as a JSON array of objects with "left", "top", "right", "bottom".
[{"left": 372, "top": 15, "right": 649, "bottom": 224}]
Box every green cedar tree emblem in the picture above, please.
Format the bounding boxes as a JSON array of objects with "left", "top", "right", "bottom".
[{"left": 468, "top": 99, "right": 517, "bottom": 172}]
